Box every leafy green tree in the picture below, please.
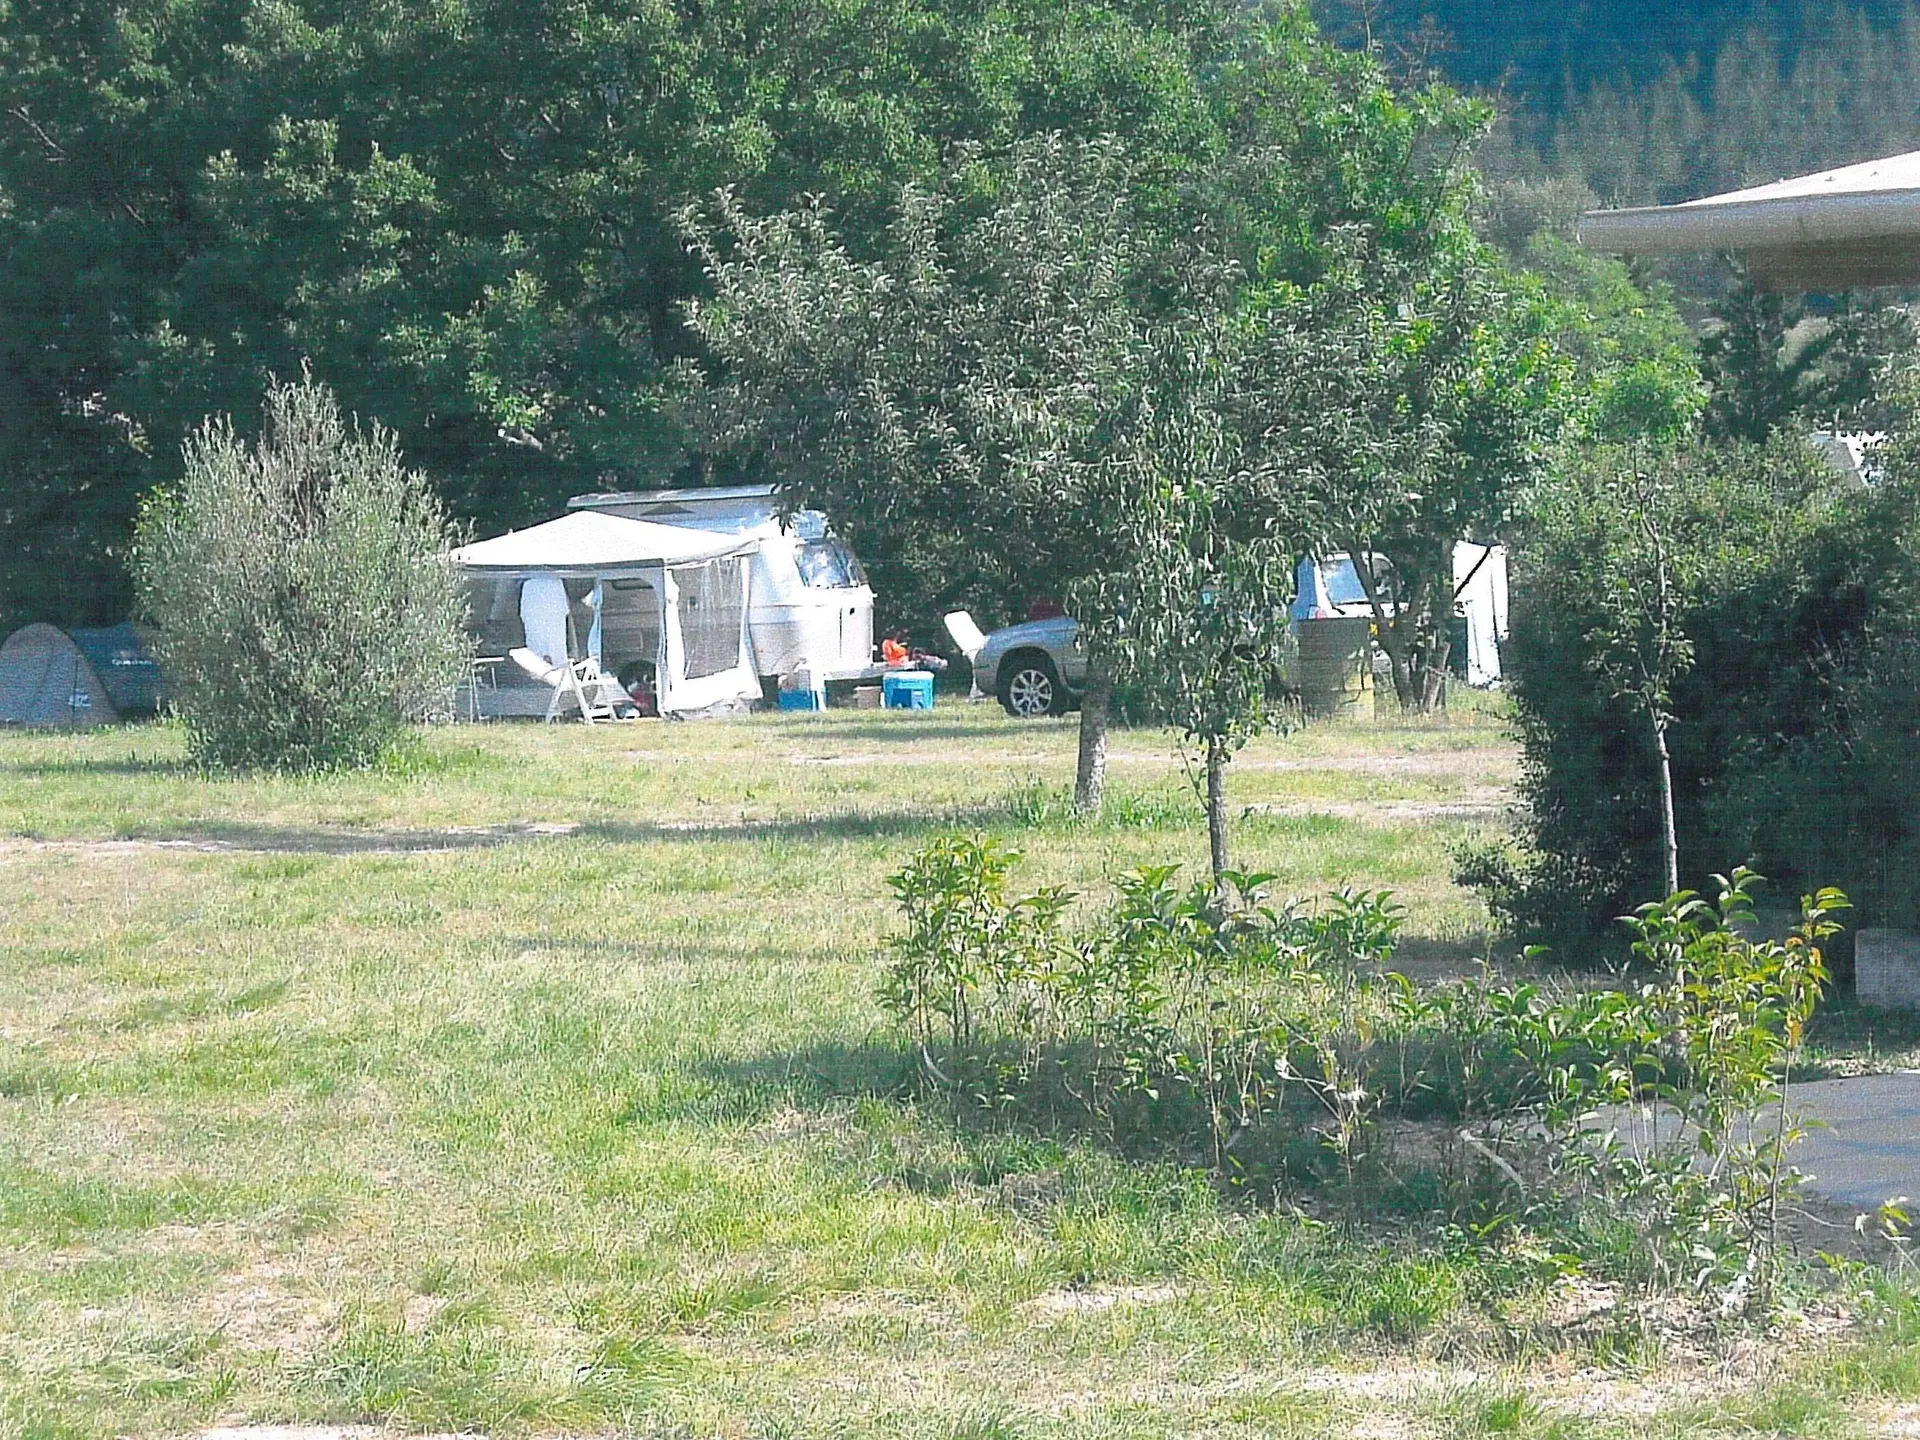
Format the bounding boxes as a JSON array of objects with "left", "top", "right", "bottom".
[
  {"left": 1102, "top": 492, "right": 1297, "bottom": 878},
  {"left": 681, "top": 134, "right": 1193, "bottom": 813},
  {"left": 1512, "top": 233, "right": 1705, "bottom": 444},
  {"left": 0, "top": 0, "right": 1243, "bottom": 630},
  {"left": 1233, "top": 235, "right": 1569, "bottom": 711},
  {"left": 132, "top": 373, "right": 467, "bottom": 770},
  {"left": 687, "top": 10, "right": 1569, "bottom": 791},
  {"left": 1699, "top": 276, "right": 1831, "bottom": 444}
]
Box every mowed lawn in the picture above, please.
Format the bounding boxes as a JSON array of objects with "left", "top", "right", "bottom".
[{"left": 2, "top": 704, "right": 1917, "bottom": 1440}]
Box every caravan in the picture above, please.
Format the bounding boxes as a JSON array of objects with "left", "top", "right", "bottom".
[
  {"left": 566, "top": 485, "right": 882, "bottom": 689},
  {"left": 454, "top": 485, "right": 883, "bottom": 718}
]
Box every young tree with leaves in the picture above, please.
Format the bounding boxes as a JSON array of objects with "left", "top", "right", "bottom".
[
  {"left": 1592, "top": 452, "right": 1696, "bottom": 895},
  {"left": 1078, "top": 320, "right": 1302, "bottom": 877},
  {"left": 681, "top": 134, "right": 1178, "bottom": 812}
]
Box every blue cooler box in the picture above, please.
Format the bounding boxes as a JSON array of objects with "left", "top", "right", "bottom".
[
  {"left": 777, "top": 687, "right": 824, "bottom": 711},
  {"left": 882, "top": 670, "right": 935, "bottom": 710}
]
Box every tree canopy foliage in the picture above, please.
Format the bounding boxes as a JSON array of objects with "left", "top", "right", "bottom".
[{"left": 0, "top": 0, "right": 1251, "bottom": 630}]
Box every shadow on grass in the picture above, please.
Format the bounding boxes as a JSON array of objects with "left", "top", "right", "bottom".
[
  {"left": 685, "top": 1035, "right": 1415, "bottom": 1224},
  {"left": 693, "top": 1039, "right": 917, "bottom": 1114},
  {"left": 41, "top": 784, "right": 1204, "bottom": 855},
  {"left": 19, "top": 823, "right": 573, "bottom": 855},
  {"left": 4, "top": 755, "right": 190, "bottom": 778}
]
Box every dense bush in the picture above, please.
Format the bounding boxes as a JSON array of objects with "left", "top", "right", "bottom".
[
  {"left": 880, "top": 836, "right": 1847, "bottom": 1308},
  {"left": 133, "top": 375, "right": 468, "bottom": 771},
  {"left": 1490, "top": 434, "right": 1879, "bottom": 952}
]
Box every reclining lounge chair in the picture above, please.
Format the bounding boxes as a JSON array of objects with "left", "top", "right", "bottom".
[{"left": 507, "top": 647, "right": 624, "bottom": 724}]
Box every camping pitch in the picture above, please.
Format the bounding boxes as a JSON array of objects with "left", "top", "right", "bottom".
[
  {"left": 0, "top": 623, "right": 162, "bottom": 726},
  {"left": 451, "top": 511, "right": 765, "bottom": 720}
]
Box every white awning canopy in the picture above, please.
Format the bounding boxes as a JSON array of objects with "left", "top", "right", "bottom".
[
  {"left": 451, "top": 511, "right": 755, "bottom": 578},
  {"left": 1580, "top": 150, "right": 1920, "bottom": 289}
]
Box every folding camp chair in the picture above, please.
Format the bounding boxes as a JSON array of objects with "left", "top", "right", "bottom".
[{"left": 507, "top": 648, "right": 623, "bottom": 724}]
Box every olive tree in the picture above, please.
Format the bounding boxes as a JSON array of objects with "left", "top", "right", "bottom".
[{"left": 133, "top": 374, "right": 468, "bottom": 770}]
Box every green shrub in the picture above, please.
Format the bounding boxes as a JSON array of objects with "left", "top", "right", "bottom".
[
  {"left": 1494, "top": 434, "right": 1858, "bottom": 953},
  {"left": 132, "top": 374, "right": 468, "bottom": 770},
  {"left": 881, "top": 836, "right": 1847, "bottom": 1312}
]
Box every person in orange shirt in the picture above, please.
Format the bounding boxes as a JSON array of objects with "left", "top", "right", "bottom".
[{"left": 881, "top": 631, "right": 949, "bottom": 673}]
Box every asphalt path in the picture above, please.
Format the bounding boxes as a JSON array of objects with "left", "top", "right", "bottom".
[
  {"left": 1790, "top": 1073, "right": 1920, "bottom": 1212},
  {"left": 1596, "top": 1073, "right": 1920, "bottom": 1214}
]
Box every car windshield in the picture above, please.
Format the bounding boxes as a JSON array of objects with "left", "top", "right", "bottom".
[
  {"left": 796, "top": 539, "right": 866, "bottom": 589},
  {"left": 1324, "top": 556, "right": 1394, "bottom": 606}
]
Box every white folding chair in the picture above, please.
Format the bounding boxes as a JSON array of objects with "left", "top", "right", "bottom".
[
  {"left": 507, "top": 647, "right": 620, "bottom": 724},
  {"left": 943, "top": 610, "right": 987, "bottom": 662}
]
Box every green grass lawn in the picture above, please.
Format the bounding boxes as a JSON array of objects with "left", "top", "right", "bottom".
[{"left": 2, "top": 704, "right": 1917, "bottom": 1440}]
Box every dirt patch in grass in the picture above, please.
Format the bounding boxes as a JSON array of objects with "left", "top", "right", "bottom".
[
  {"left": 0, "top": 822, "right": 582, "bottom": 856},
  {"left": 1243, "top": 790, "right": 1514, "bottom": 824},
  {"left": 202, "top": 1259, "right": 337, "bottom": 1356},
  {"left": 1020, "top": 1281, "right": 1189, "bottom": 1318}
]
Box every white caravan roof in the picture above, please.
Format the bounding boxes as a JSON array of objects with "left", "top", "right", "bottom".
[
  {"left": 568, "top": 485, "right": 789, "bottom": 538},
  {"left": 451, "top": 510, "right": 755, "bottom": 579}
]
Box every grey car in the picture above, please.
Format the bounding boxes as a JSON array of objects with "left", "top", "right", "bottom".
[
  {"left": 964, "top": 556, "right": 1394, "bottom": 719},
  {"left": 971, "top": 616, "right": 1089, "bottom": 718}
]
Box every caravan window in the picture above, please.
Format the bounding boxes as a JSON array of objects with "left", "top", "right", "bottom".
[{"left": 796, "top": 540, "right": 866, "bottom": 589}]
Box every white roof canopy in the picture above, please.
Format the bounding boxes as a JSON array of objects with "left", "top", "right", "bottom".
[
  {"left": 451, "top": 510, "right": 756, "bottom": 578},
  {"left": 1580, "top": 149, "right": 1920, "bottom": 289}
]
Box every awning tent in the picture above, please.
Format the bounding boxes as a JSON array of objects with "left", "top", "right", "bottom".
[
  {"left": 451, "top": 511, "right": 762, "bottom": 717},
  {"left": 1580, "top": 150, "right": 1920, "bottom": 289},
  {"left": 0, "top": 622, "right": 162, "bottom": 726},
  {"left": 450, "top": 510, "right": 752, "bottom": 576}
]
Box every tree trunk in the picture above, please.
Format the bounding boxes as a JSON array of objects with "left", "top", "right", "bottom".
[
  {"left": 1417, "top": 577, "right": 1453, "bottom": 712},
  {"left": 1418, "top": 638, "right": 1451, "bottom": 712},
  {"left": 1380, "top": 623, "right": 1419, "bottom": 711},
  {"left": 1073, "top": 664, "right": 1112, "bottom": 815},
  {"left": 1205, "top": 734, "right": 1230, "bottom": 881},
  {"left": 1649, "top": 708, "right": 1680, "bottom": 896},
  {"left": 1345, "top": 536, "right": 1421, "bottom": 711}
]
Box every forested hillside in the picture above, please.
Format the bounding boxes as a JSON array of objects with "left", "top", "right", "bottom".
[
  {"left": 1322, "top": 0, "right": 1920, "bottom": 207},
  {"left": 1316, "top": 0, "right": 1870, "bottom": 95}
]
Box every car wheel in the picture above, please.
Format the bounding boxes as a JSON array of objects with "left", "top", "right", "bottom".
[{"left": 999, "top": 653, "right": 1065, "bottom": 718}]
